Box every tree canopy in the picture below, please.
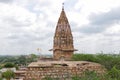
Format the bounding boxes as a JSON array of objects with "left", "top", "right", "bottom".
[
  {"left": 4, "top": 62, "right": 15, "bottom": 68},
  {"left": 2, "top": 70, "right": 15, "bottom": 80}
]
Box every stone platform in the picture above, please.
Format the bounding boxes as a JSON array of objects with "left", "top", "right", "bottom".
[{"left": 24, "top": 61, "right": 105, "bottom": 80}]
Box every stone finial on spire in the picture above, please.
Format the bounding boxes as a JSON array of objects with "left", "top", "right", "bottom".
[{"left": 62, "top": 3, "right": 64, "bottom": 10}]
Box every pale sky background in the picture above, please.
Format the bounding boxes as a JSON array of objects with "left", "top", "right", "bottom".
[{"left": 0, "top": 0, "right": 120, "bottom": 55}]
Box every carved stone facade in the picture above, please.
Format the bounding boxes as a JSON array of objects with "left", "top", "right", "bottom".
[{"left": 53, "top": 7, "right": 76, "bottom": 60}]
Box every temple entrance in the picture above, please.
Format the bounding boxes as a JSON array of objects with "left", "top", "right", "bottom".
[{"left": 59, "top": 56, "right": 65, "bottom": 61}]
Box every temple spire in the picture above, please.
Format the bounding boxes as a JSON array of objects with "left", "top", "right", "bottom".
[
  {"left": 62, "top": 3, "right": 64, "bottom": 11},
  {"left": 52, "top": 4, "right": 76, "bottom": 61}
]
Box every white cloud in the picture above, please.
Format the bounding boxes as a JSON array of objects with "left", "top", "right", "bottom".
[
  {"left": 76, "top": 0, "right": 120, "bottom": 13},
  {"left": 0, "top": 0, "right": 120, "bottom": 55}
]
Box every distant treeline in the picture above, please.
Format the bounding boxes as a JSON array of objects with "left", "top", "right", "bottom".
[{"left": 0, "top": 54, "right": 38, "bottom": 67}]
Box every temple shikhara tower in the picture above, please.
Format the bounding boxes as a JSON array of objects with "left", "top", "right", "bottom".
[{"left": 53, "top": 5, "right": 75, "bottom": 60}]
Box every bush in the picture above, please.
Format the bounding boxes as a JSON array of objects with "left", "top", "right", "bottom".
[
  {"left": 108, "top": 66, "right": 120, "bottom": 79},
  {"left": 0, "top": 77, "right": 3, "bottom": 80},
  {"left": 72, "top": 53, "right": 120, "bottom": 70},
  {"left": 72, "top": 54, "right": 98, "bottom": 62},
  {"left": 72, "top": 53, "right": 120, "bottom": 80},
  {"left": 2, "top": 70, "right": 15, "bottom": 80},
  {"left": 72, "top": 76, "right": 80, "bottom": 80},
  {"left": 4, "top": 62, "right": 15, "bottom": 68}
]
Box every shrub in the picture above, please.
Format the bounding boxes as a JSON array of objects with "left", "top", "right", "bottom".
[
  {"left": 2, "top": 70, "right": 15, "bottom": 80},
  {"left": 72, "top": 76, "right": 80, "bottom": 80},
  {"left": 108, "top": 66, "right": 120, "bottom": 79},
  {"left": 72, "top": 54, "right": 98, "bottom": 62},
  {"left": 4, "top": 62, "right": 15, "bottom": 68},
  {"left": 0, "top": 77, "right": 3, "bottom": 80}
]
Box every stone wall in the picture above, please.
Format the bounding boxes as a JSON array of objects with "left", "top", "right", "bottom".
[
  {"left": 24, "top": 61, "right": 105, "bottom": 80},
  {"left": 53, "top": 51, "right": 73, "bottom": 60}
]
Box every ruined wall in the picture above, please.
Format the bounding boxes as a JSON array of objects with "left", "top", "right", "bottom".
[{"left": 24, "top": 62, "right": 105, "bottom": 80}]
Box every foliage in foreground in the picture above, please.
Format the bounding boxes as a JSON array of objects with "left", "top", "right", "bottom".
[
  {"left": 0, "top": 77, "right": 2, "bottom": 80},
  {"left": 2, "top": 70, "right": 15, "bottom": 80},
  {"left": 71, "top": 53, "right": 120, "bottom": 80}
]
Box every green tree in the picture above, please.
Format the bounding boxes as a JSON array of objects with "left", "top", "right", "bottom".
[
  {"left": 2, "top": 70, "right": 15, "bottom": 80},
  {"left": 4, "top": 62, "right": 15, "bottom": 68},
  {"left": 18, "top": 55, "right": 27, "bottom": 65},
  {"left": 30, "top": 54, "right": 37, "bottom": 59}
]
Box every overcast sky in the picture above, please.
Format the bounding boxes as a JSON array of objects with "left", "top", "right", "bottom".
[{"left": 0, "top": 0, "right": 120, "bottom": 55}]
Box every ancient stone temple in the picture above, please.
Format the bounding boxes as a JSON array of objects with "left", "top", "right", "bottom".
[
  {"left": 53, "top": 5, "right": 76, "bottom": 60},
  {"left": 21, "top": 5, "right": 106, "bottom": 80}
]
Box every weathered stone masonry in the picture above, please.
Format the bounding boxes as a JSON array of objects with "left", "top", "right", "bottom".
[{"left": 24, "top": 61, "right": 105, "bottom": 80}]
